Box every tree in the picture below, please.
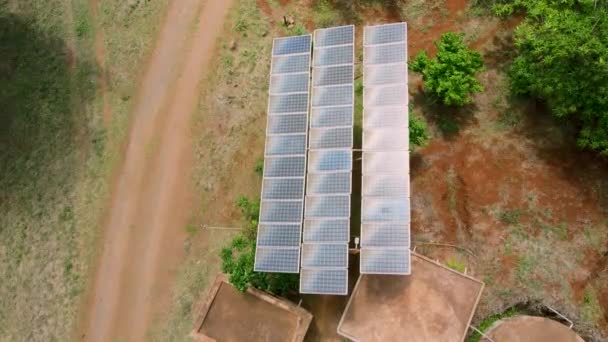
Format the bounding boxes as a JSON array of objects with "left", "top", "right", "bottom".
[
  {"left": 493, "top": 1, "right": 608, "bottom": 153},
  {"left": 410, "top": 32, "right": 484, "bottom": 106}
]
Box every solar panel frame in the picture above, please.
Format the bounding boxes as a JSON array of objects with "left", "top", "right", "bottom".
[
  {"left": 255, "top": 35, "right": 312, "bottom": 273},
  {"left": 301, "top": 26, "right": 354, "bottom": 295},
  {"left": 360, "top": 23, "right": 411, "bottom": 275}
]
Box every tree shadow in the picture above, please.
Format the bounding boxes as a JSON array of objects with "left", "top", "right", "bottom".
[
  {"left": 0, "top": 12, "right": 97, "bottom": 207},
  {"left": 412, "top": 90, "right": 478, "bottom": 141}
]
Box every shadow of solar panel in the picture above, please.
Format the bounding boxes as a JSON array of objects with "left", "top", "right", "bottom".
[
  {"left": 265, "top": 134, "right": 306, "bottom": 156},
  {"left": 305, "top": 195, "right": 350, "bottom": 218},
  {"left": 303, "top": 219, "right": 350, "bottom": 242},
  {"left": 260, "top": 201, "right": 303, "bottom": 223},
  {"left": 301, "top": 243, "right": 348, "bottom": 268},
  {"left": 270, "top": 73, "right": 310, "bottom": 94},
  {"left": 314, "top": 25, "right": 354, "bottom": 47},
  {"left": 360, "top": 248, "right": 410, "bottom": 274},
  {"left": 364, "top": 43, "right": 407, "bottom": 65},
  {"left": 257, "top": 224, "right": 301, "bottom": 247},
  {"left": 361, "top": 223, "right": 410, "bottom": 247},
  {"left": 300, "top": 269, "right": 348, "bottom": 295},
  {"left": 312, "top": 85, "right": 353, "bottom": 107},
  {"left": 361, "top": 197, "right": 410, "bottom": 222},
  {"left": 364, "top": 23, "right": 407, "bottom": 45},
  {"left": 262, "top": 178, "right": 304, "bottom": 200},
  {"left": 313, "top": 65, "right": 353, "bottom": 87},
  {"left": 313, "top": 45, "right": 354, "bottom": 66},
  {"left": 271, "top": 54, "right": 310, "bottom": 74},
  {"left": 363, "top": 84, "right": 408, "bottom": 107},
  {"left": 267, "top": 114, "right": 308, "bottom": 134},
  {"left": 310, "top": 106, "right": 353, "bottom": 128},
  {"left": 362, "top": 175, "right": 409, "bottom": 197},
  {"left": 364, "top": 106, "right": 408, "bottom": 128},
  {"left": 264, "top": 156, "right": 306, "bottom": 177},
  {"left": 363, "top": 64, "right": 407, "bottom": 86},
  {"left": 272, "top": 35, "right": 311, "bottom": 55},
  {"left": 309, "top": 127, "right": 353, "bottom": 149},
  {"left": 254, "top": 247, "right": 300, "bottom": 273},
  {"left": 363, "top": 128, "right": 409, "bottom": 151},
  {"left": 306, "top": 172, "right": 351, "bottom": 195},
  {"left": 269, "top": 93, "right": 309, "bottom": 114},
  {"left": 362, "top": 151, "right": 409, "bottom": 174},
  {"left": 308, "top": 150, "right": 352, "bottom": 172}
]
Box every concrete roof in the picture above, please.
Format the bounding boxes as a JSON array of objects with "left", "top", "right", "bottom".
[{"left": 337, "top": 252, "right": 484, "bottom": 342}]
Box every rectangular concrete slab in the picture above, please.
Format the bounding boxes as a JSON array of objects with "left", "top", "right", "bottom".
[
  {"left": 338, "top": 253, "right": 484, "bottom": 342},
  {"left": 192, "top": 274, "right": 312, "bottom": 342}
]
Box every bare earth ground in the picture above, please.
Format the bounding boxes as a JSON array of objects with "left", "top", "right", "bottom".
[
  {"left": 80, "top": 1, "right": 234, "bottom": 341},
  {"left": 158, "top": 0, "right": 607, "bottom": 340}
]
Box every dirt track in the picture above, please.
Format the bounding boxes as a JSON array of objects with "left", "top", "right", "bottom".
[{"left": 81, "top": 1, "right": 233, "bottom": 341}]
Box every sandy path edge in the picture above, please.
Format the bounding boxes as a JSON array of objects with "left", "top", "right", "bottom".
[{"left": 78, "top": 1, "right": 234, "bottom": 340}]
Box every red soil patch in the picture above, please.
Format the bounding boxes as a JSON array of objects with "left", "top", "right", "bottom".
[
  {"left": 408, "top": 0, "right": 469, "bottom": 56},
  {"left": 257, "top": 0, "right": 273, "bottom": 17}
]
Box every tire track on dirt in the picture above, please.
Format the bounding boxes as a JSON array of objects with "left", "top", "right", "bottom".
[{"left": 80, "top": 1, "right": 233, "bottom": 341}]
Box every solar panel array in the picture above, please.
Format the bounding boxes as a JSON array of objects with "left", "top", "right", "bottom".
[
  {"left": 254, "top": 35, "right": 312, "bottom": 273},
  {"left": 360, "top": 23, "right": 411, "bottom": 274},
  {"left": 300, "top": 26, "right": 354, "bottom": 295}
]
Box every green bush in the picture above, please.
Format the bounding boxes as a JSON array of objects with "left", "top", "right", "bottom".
[
  {"left": 221, "top": 197, "right": 298, "bottom": 295},
  {"left": 409, "top": 112, "right": 430, "bottom": 147},
  {"left": 494, "top": 1, "right": 608, "bottom": 153},
  {"left": 411, "top": 32, "right": 484, "bottom": 106}
]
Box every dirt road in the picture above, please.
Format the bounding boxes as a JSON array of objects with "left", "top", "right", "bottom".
[{"left": 81, "top": 1, "right": 233, "bottom": 341}]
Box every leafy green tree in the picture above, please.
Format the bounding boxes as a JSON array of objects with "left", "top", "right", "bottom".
[
  {"left": 411, "top": 32, "right": 484, "bottom": 106},
  {"left": 409, "top": 111, "right": 430, "bottom": 147},
  {"left": 493, "top": 1, "right": 608, "bottom": 153}
]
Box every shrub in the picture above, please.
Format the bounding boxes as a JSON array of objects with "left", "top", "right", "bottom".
[
  {"left": 409, "top": 112, "right": 430, "bottom": 147},
  {"left": 411, "top": 32, "right": 484, "bottom": 106}
]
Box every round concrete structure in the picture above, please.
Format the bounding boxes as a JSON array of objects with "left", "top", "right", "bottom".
[{"left": 485, "top": 315, "right": 584, "bottom": 342}]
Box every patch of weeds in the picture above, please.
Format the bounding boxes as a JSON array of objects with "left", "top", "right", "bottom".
[
  {"left": 446, "top": 168, "right": 458, "bottom": 211},
  {"left": 581, "top": 287, "right": 604, "bottom": 323},
  {"left": 497, "top": 111, "right": 522, "bottom": 129},
  {"left": 289, "top": 23, "right": 308, "bottom": 36},
  {"left": 240, "top": 49, "right": 258, "bottom": 70},
  {"left": 538, "top": 221, "right": 569, "bottom": 240},
  {"left": 234, "top": 17, "right": 248, "bottom": 35},
  {"left": 516, "top": 255, "right": 535, "bottom": 284},
  {"left": 498, "top": 208, "right": 522, "bottom": 225},
  {"left": 254, "top": 158, "right": 264, "bottom": 176},
  {"left": 583, "top": 225, "right": 608, "bottom": 253},
  {"left": 313, "top": 0, "right": 339, "bottom": 28},
  {"left": 185, "top": 224, "right": 198, "bottom": 236},
  {"left": 445, "top": 258, "right": 466, "bottom": 273},
  {"left": 469, "top": 307, "right": 519, "bottom": 342},
  {"left": 400, "top": 0, "right": 445, "bottom": 22}
]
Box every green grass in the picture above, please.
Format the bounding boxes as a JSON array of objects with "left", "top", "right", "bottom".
[
  {"left": 445, "top": 259, "right": 466, "bottom": 273},
  {"left": 469, "top": 307, "right": 519, "bottom": 342},
  {"left": 0, "top": 0, "right": 168, "bottom": 340}
]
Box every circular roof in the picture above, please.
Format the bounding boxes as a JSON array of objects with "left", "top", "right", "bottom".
[{"left": 485, "top": 315, "right": 584, "bottom": 342}]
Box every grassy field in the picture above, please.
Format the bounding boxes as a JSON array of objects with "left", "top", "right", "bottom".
[{"left": 0, "top": 0, "right": 167, "bottom": 340}]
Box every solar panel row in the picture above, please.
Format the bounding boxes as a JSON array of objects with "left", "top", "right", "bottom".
[
  {"left": 300, "top": 26, "right": 355, "bottom": 295},
  {"left": 360, "top": 23, "right": 411, "bottom": 274},
  {"left": 254, "top": 35, "right": 312, "bottom": 273}
]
